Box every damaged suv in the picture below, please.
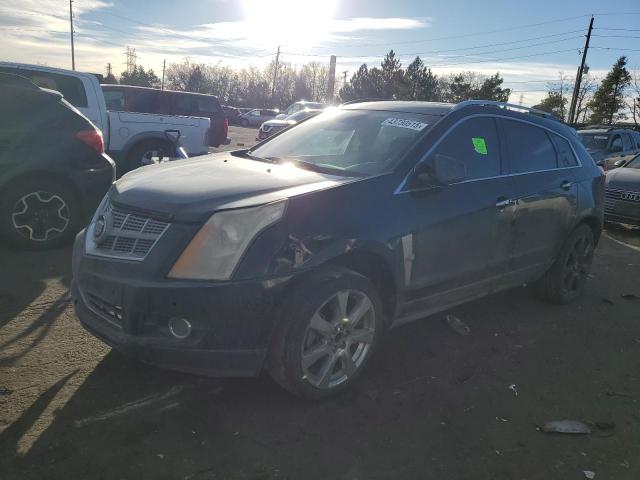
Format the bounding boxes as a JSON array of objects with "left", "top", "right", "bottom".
[{"left": 72, "top": 101, "right": 604, "bottom": 398}]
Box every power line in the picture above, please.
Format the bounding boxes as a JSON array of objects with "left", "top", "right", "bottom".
[
  {"left": 592, "top": 34, "right": 640, "bottom": 39},
  {"left": 591, "top": 46, "right": 640, "bottom": 52}
]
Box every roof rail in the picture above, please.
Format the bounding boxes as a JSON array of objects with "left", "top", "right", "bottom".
[
  {"left": 340, "top": 98, "right": 390, "bottom": 106},
  {"left": 451, "top": 100, "right": 561, "bottom": 122}
]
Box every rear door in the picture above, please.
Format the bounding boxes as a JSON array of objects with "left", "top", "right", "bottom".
[
  {"left": 499, "top": 118, "right": 578, "bottom": 274},
  {"left": 408, "top": 116, "right": 517, "bottom": 304}
]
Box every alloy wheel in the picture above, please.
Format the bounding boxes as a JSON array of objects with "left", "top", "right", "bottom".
[
  {"left": 11, "top": 191, "right": 70, "bottom": 242},
  {"left": 562, "top": 233, "right": 594, "bottom": 295},
  {"left": 301, "top": 289, "right": 376, "bottom": 389}
]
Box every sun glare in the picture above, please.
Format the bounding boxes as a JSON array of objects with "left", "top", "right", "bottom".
[{"left": 242, "top": 0, "right": 338, "bottom": 50}]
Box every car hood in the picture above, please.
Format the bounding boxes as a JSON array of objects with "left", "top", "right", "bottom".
[
  {"left": 110, "top": 152, "right": 352, "bottom": 222},
  {"left": 605, "top": 167, "right": 640, "bottom": 191},
  {"left": 262, "top": 119, "right": 295, "bottom": 128}
]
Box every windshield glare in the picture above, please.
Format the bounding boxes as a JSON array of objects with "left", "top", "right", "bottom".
[
  {"left": 578, "top": 133, "right": 609, "bottom": 151},
  {"left": 250, "top": 109, "right": 437, "bottom": 175}
]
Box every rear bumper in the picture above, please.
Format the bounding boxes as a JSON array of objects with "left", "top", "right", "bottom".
[{"left": 74, "top": 153, "right": 115, "bottom": 217}]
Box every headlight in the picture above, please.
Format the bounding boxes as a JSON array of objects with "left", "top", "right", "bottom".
[{"left": 168, "top": 200, "right": 287, "bottom": 280}]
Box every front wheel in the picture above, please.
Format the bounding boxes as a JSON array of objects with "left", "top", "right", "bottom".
[
  {"left": 534, "top": 224, "right": 595, "bottom": 304},
  {"left": 268, "top": 268, "right": 384, "bottom": 399}
]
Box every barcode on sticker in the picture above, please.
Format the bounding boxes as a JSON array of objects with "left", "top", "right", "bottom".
[{"left": 381, "top": 118, "right": 429, "bottom": 131}]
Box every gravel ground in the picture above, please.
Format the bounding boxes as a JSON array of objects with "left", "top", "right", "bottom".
[{"left": 1, "top": 181, "right": 639, "bottom": 478}]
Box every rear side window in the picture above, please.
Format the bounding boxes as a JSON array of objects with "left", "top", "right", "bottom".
[
  {"left": 622, "top": 133, "right": 633, "bottom": 151},
  {"left": 0, "top": 67, "right": 87, "bottom": 107},
  {"left": 549, "top": 134, "right": 578, "bottom": 168},
  {"left": 103, "top": 89, "right": 124, "bottom": 110},
  {"left": 129, "top": 89, "right": 162, "bottom": 114},
  {"left": 502, "top": 119, "right": 556, "bottom": 173},
  {"left": 429, "top": 116, "right": 501, "bottom": 180},
  {"left": 611, "top": 135, "right": 623, "bottom": 151}
]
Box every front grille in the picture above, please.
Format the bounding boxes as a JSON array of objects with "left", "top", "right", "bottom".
[
  {"left": 85, "top": 292, "right": 124, "bottom": 328},
  {"left": 88, "top": 201, "right": 170, "bottom": 260},
  {"left": 605, "top": 188, "right": 640, "bottom": 210}
]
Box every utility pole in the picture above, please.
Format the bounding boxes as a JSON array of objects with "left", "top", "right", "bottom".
[
  {"left": 161, "top": 59, "right": 166, "bottom": 90},
  {"left": 327, "top": 55, "right": 337, "bottom": 101},
  {"left": 342, "top": 70, "right": 348, "bottom": 87},
  {"left": 568, "top": 16, "right": 594, "bottom": 124},
  {"left": 69, "top": 0, "right": 75, "bottom": 70},
  {"left": 271, "top": 46, "right": 280, "bottom": 102}
]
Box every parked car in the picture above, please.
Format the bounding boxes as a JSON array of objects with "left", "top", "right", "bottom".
[
  {"left": 0, "top": 73, "right": 114, "bottom": 249},
  {"left": 72, "top": 100, "right": 604, "bottom": 399},
  {"left": 577, "top": 127, "right": 640, "bottom": 170},
  {"left": 101, "top": 85, "right": 229, "bottom": 147},
  {"left": 222, "top": 105, "right": 242, "bottom": 125},
  {"left": 604, "top": 153, "right": 640, "bottom": 225},
  {"left": 276, "top": 100, "right": 326, "bottom": 119},
  {"left": 0, "top": 62, "right": 210, "bottom": 174},
  {"left": 239, "top": 108, "right": 279, "bottom": 127},
  {"left": 256, "top": 108, "right": 322, "bottom": 140}
]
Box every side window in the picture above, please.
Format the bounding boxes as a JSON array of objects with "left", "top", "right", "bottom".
[
  {"left": 1, "top": 69, "right": 88, "bottom": 108},
  {"left": 250, "top": 110, "right": 260, "bottom": 116},
  {"left": 549, "top": 133, "right": 578, "bottom": 168},
  {"left": 428, "top": 116, "right": 501, "bottom": 180},
  {"left": 173, "top": 95, "right": 199, "bottom": 115},
  {"left": 502, "top": 119, "right": 556, "bottom": 173},
  {"left": 610, "top": 135, "right": 623, "bottom": 152},
  {"left": 622, "top": 133, "right": 633, "bottom": 152},
  {"left": 129, "top": 89, "right": 161, "bottom": 114},
  {"left": 103, "top": 90, "right": 124, "bottom": 110}
]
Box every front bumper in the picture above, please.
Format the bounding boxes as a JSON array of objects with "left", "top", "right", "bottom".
[{"left": 71, "top": 231, "right": 291, "bottom": 377}]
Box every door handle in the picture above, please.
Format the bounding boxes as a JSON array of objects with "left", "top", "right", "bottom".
[
  {"left": 496, "top": 197, "right": 514, "bottom": 209},
  {"left": 561, "top": 180, "right": 573, "bottom": 190}
]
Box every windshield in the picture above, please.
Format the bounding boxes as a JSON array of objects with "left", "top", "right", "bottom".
[
  {"left": 287, "top": 109, "right": 319, "bottom": 122},
  {"left": 249, "top": 109, "right": 438, "bottom": 175},
  {"left": 625, "top": 155, "right": 640, "bottom": 169},
  {"left": 578, "top": 133, "right": 610, "bottom": 151}
]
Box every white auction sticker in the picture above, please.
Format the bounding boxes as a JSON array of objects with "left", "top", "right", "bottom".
[{"left": 381, "top": 117, "right": 429, "bottom": 131}]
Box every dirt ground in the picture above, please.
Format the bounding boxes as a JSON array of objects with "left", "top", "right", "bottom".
[{"left": 1, "top": 132, "right": 640, "bottom": 479}]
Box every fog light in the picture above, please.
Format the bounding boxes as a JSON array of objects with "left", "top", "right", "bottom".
[{"left": 168, "top": 317, "right": 192, "bottom": 339}]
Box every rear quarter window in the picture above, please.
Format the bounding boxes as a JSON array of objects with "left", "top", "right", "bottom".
[{"left": 549, "top": 133, "right": 579, "bottom": 168}]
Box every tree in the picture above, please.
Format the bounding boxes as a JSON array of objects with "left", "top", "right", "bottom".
[
  {"left": 588, "top": 56, "right": 631, "bottom": 124},
  {"left": 120, "top": 65, "right": 160, "bottom": 88},
  {"left": 473, "top": 73, "right": 511, "bottom": 102},
  {"left": 404, "top": 57, "right": 438, "bottom": 101},
  {"left": 533, "top": 92, "right": 567, "bottom": 118}
]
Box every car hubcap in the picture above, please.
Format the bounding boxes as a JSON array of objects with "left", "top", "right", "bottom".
[
  {"left": 562, "top": 234, "right": 593, "bottom": 294},
  {"left": 301, "top": 289, "right": 375, "bottom": 389},
  {"left": 11, "top": 191, "right": 70, "bottom": 242}
]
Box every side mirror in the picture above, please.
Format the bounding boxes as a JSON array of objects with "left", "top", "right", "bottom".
[
  {"left": 412, "top": 154, "right": 467, "bottom": 188},
  {"left": 595, "top": 160, "right": 605, "bottom": 167},
  {"left": 610, "top": 144, "right": 623, "bottom": 153}
]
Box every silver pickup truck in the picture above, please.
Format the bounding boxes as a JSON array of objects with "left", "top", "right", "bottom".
[{"left": 0, "top": 62, "right": 210, "bottom": 174}]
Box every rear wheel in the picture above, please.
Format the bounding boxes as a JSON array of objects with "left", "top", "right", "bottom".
[
  {"left": 125, "top": 139, "right": 170, "bottom": 173},
  {"left": 0, "top": 179, "right": 80, "bottom": 250},
  {"left": 268, "top": 267, "right": 383, "bottom": 399},
  {"left": 534, "top": 224, "right": 595, "bottom": 304}
]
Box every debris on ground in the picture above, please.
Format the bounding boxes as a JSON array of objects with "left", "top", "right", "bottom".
[
  {"left": 540, "top": 420, "right": 591, "bottom": 434},
  {"left": 0, "top": 387, "right": 13, "bottom": 396},
  {"left": 445, "top": 314, "right": 471, "bottom": 336},
  {"left": 621, "top": 294, "right": 638, "bottom": 301},
  {"left": 601, "top": 298, "right": 615, "bottom": 305},
  {"left": 156, "top": 454, "right": 164, "bottom": 460},
  {"left": 583, "top": 470, "right": 595, "bottom": 479},
  {"left": 508, "top": 384, "right": 518, "bottom": 397}
]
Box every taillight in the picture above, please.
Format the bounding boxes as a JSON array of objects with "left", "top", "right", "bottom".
[
  {"left": 76, "top": 129, "right": 104, "bottom": 154},
  {"left": 223, "top": 117, "right": 229, "bottom": 137}
]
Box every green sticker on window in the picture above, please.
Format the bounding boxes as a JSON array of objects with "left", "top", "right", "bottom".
[{"left": 472, "top": 137, "right": 488, "bottom": 155}]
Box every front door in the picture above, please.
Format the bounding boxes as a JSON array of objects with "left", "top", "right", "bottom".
[{"left": 402, "top": 116, "right": 517, "bottom": 315}]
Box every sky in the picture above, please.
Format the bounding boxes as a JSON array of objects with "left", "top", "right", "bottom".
[{"left": 1, "top": 0, "right": 639, "bottom": 106}]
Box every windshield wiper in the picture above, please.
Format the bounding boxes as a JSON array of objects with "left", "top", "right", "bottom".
[{"left": 232, "top": 150, "right": 275, "bottom": 163}]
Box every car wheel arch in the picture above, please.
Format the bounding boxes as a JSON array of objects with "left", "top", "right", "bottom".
[{"left": 0, "top": 170, "right": 82, "bottom": 206}]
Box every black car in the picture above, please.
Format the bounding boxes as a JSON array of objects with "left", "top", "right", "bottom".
[
  {"left": 71, "top": 100, "right": 604, "bottom": 398},
  {"left": 0, "top": 73, "right": 115, "bottom": 249},
  {"left": 604, "top": 153, "right": 640, "bottom": 225}
]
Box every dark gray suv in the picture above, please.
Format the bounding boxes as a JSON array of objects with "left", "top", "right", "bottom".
[{"left": 72, "top": 100, "right": 605, "bottom": 399}]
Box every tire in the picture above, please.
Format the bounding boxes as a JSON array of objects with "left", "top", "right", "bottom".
[
  {"left": 125, "top": 139, "right": 170, "bottom": 174},
  {"left": 0, "top": 178, "right": 80, "bottom": 250},
  {"left": 534, "top": 224, "right": 595, "bottom": 304},
  {"left": 267, "top": 267, "right": 384, "bottom": 399},
  {"left": 240, "top": 118, "right": 250, "bottom": 128}
]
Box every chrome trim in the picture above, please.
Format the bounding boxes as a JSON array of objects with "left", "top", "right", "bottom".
[
  {"left": 394, "top": 113, "right": 583, "bottom": 195},
  {"left": 450, "top": 100, "right": 559, "bottom": 121}
]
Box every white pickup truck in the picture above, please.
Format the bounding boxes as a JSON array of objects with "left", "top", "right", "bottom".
[{"left": 0, "top": 62, "right": 210, "bottom": 173}]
